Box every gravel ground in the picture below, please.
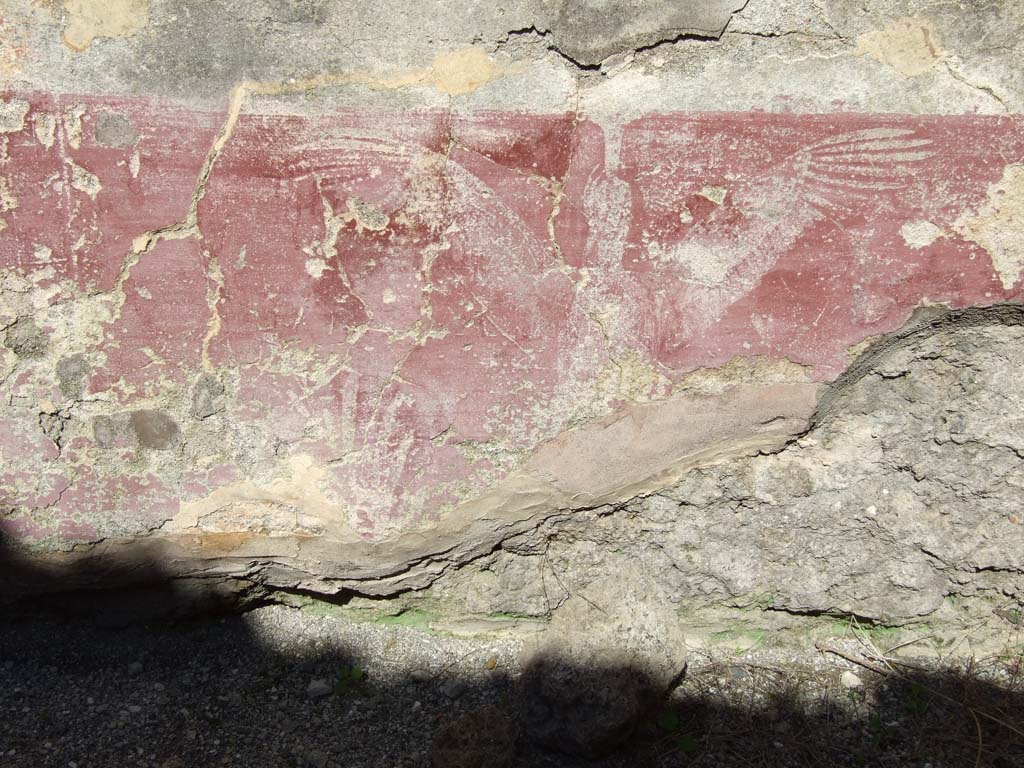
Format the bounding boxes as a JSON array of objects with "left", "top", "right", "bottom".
[
  {"left": 2, "top": 605, "right": 1023, "bottom": 768},
  {"left": 0, "top": 605, "right": 526, "bottom": 768}
]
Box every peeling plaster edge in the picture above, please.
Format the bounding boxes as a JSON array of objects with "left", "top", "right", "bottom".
[{"left": 810, "top": 301, "right": 1024, "bottom": 430}]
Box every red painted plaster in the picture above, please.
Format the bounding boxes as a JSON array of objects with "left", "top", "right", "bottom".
[{"left": 2, "top": 93, "right": 1022, "bottom": 543}]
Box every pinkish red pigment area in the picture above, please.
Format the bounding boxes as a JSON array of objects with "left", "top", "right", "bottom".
[{"left": 1, "top": 91, "right": 1022, "bottom": 544}]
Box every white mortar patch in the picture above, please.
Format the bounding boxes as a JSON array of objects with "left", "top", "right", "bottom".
[
  {"left": 956, "top": 164, "right": 1024, "bottom": 290},
  {"left": 900, "top": 220, "right": 943, "bottom": 249}
]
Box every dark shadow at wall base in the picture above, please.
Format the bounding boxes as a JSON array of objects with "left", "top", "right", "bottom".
[
  {"left": 2, "top": 608, "right": 1024, "bottom": 765},
  {"left": 0, "top": 531, "right": 269, "bottom": 626},
  {"left": 3, "top": 521, "right": 1024, "bottom": 766}
]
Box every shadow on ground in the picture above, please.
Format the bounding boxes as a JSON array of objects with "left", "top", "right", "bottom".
[{"left": 2, "top": 534, "right": 1024, "bottom": 768}]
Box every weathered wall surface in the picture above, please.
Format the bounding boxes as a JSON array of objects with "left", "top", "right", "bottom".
[{"left": 0, "top": 1, "right": 1022, "bottom": 631}]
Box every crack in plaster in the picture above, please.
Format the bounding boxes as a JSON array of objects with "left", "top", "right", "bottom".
[
  {"left": 544, "top": 77, "right": 581, "bottom": 267},
  {"left": 500, "top": 3, "right": 752, "bottom": 72},
  {"left": 102, "top": 46, "right": 520, "bottom": 373},
  {"left": 940, "top": 60, "right": 1009, "bottom": 114},
  {"left": 200, "top": 249, "right": 224, "bottom": 373}
]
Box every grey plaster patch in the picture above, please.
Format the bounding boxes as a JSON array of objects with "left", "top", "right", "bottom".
[
  {"left": 1, "top": 0, "right": 1020, "bottom": 115},
  {"left": 4, "top": 317, "right": 47, "bottom": 358},
  {"left": 546, "top": 0, "right": 748, "bottom": 66},
  {"left": 0, "top": 97, "right": 29, "bottom": 133},
  {"left": 93, "top": 111, "right": 136, "bottom": 147},
  {"left": 92, "top": 413, "right": 132, "bottom": 448},
  {"left": 56, "top": 354, "right": 90, "bottom": 399},
  {"left": 129, "top": 409, "right": 180, "bottom": 450},
  {"left": 190, "top": 373, "right": 225, "bottom": 419}
]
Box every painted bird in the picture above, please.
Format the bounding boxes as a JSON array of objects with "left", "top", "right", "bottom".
[{"left": 648, "top": 127, "right": 935, "bottom": 346}]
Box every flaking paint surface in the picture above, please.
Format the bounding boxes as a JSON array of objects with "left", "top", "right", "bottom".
[{"left": 1, "top": 92, "right": 1023, "bottom": 549}]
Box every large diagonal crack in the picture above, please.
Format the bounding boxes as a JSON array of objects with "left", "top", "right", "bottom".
[
  {"left": 545, "top": 77, "right": 581, "bottom": 267},
  {"left": 111, "top": 51, "right": 504, "bottom": 311}
]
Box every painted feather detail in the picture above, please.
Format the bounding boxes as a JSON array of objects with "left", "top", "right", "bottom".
[
  {"left": 791, "top": 128, "right": 936, "bottom": 212},
  {"left": 661, "top": 128, "right": 936, "bottom": 333}
]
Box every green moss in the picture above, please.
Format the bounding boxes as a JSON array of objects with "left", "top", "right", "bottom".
[
  {"left": 289, "top": 594, "right": 429, "bottom": 625},
  {"left": 709, "top": 628, "right": 769, "bottom": 652},
  {"left": 744, "top": 629, "right": 767, "bottom": 646},
  {"left": 373, "top": 609, "right": 436, "bottom": 630}
]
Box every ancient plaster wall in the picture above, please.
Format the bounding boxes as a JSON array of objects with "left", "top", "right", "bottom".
[{"left": 0, "top": 1, "right": 1022, "bottom": 631}]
